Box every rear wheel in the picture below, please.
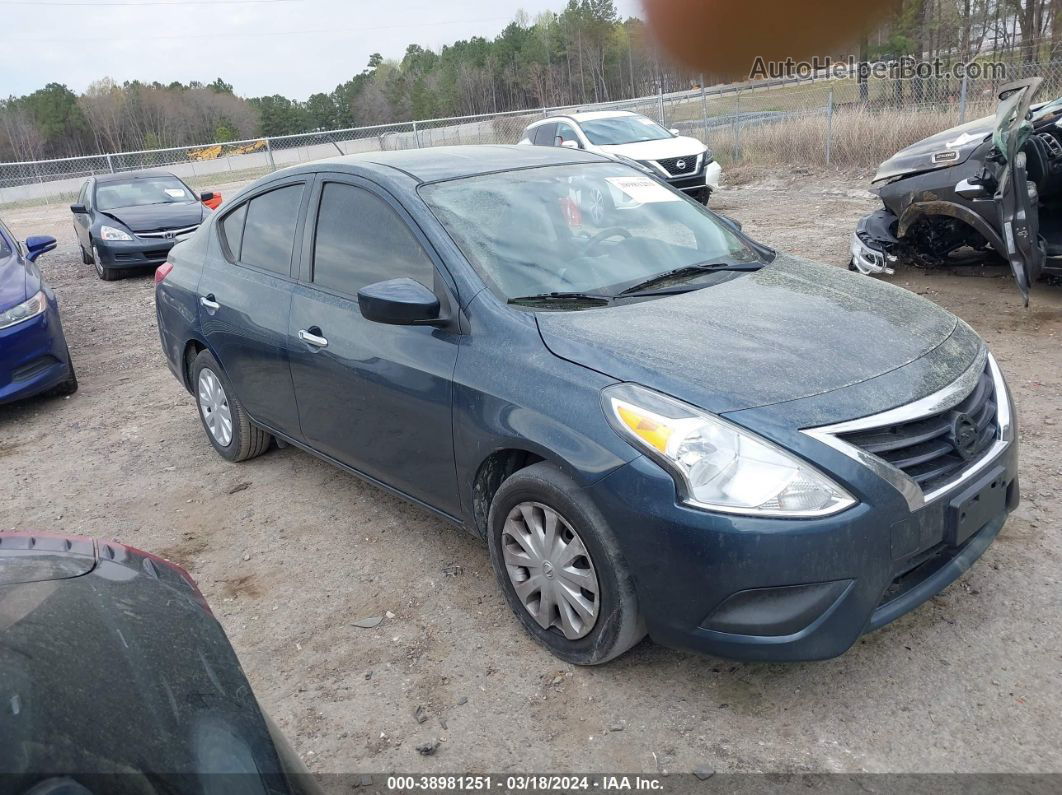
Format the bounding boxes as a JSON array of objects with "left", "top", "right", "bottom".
[
  {"left": 191, "top": 350, "right": 272, "bottom": 462},
  {"left": 487, "top": 462, "right": 645, "bottom": 665}
]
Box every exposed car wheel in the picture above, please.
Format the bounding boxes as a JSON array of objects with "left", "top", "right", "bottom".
[
  {"left": 487, "top": 462, "right": 645, "bottom": 665},
  {"left": 191, "top": 350, "right": 271, "bottom": 462},
  {"left": 702, "top": 188, "right": 713, "bottom": 205},
  {"left": 92, "top": 245, "right": 119, "bottom": 281},
  {"left": 80, "top": 244, "right": 93, "bottom": 265}
]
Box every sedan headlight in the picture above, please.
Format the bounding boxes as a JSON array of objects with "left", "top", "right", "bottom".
[
  {"left": 0, "top": 290, "right": 46, "bottom": 331},
  {"left": 100, "top": 225, "right": 133, "bottom": 241},
  {"left": 603, "top": 384, "right": 855, "bottom": 517}
]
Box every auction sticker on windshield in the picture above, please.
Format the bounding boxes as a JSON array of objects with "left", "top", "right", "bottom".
[{"left": 606, "top": 176, "right": 681, "bottom": 204}]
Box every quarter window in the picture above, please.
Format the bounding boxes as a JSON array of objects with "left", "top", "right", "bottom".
[
  {"left": 238, "top": 184, "right": 304, "bottom": 276},
  {"left": 219, "top": 203, "right": 248, "bottom": 262},
  {"left": 312, "top": 182, "right": 435, "bottom": 294}
]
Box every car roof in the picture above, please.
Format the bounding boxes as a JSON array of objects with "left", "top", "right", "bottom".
[
  {"left": 529, "top": 110, "right": 640, "bottom": 128},
  {"left": 288, "top": 144, "right": 607, "bottom": 184},
  {"left": 93, "top": 169, "right": 179, "bottom": 185}
]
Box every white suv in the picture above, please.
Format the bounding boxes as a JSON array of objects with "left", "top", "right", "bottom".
[{"left": 518, "top": 110, "right": 722, "bottom": 204}]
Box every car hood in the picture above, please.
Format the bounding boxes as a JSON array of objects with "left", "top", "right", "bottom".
[
  {"left": 873, "top": 114, "right": 993, "bottom": 183},
  {"left": 0, "top": 253, "right": 28, "bottom": 312},
  {"left": 100, "top": 201, "right": 204, "bottom": 232},
  {"left": 536, "top": 253, "right": 960, "bottom": 416},
  {"left": 597, "top": 135, "right": 708, "bottom": 161}
]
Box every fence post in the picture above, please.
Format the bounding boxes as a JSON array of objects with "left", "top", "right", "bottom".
[
  {"left": 700, "top": 74, "right": 709, "bottom": 142},
  {"left": 825, "top": 88, "right": 834, "bottom": 167},
  {"left": 105, "top": 153, "right": 115, "bottom": 174},
  {"left": 265, "top": 137, "right": 276, "bottom": 172},
  {"left": 657, "top": 80, "right": 665, "bottom": 125},
  {"left": 412, "top": 120, "right": 422, "bottom": 148},
  {"left": 732, "top": 90, "right": 742, "bottom": 162},
  {"left": 958, "top": 72, "right": 969, "bottom": 124}
]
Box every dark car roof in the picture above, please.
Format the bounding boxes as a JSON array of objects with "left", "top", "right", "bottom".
[
  {"left": 298, "top": 144, "right": 607, "bottom": 184},
  {"left": 94, "top": 169, "right": 179, "bottom": 185}
]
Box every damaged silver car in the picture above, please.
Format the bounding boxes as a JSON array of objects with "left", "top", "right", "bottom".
[{"left": 852, "top": 77, "right": 1058, "bottom": 305}]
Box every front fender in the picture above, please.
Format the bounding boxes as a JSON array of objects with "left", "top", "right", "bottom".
[{"left": 897, "top": 200, "right": 1006, "bottom": 258}]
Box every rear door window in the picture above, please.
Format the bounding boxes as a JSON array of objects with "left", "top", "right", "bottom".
[{"left": 238, "top": 184, "right": 304, "bottom": 276}]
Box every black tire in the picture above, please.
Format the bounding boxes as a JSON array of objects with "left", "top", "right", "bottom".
[
  {"left": 91, "top": 244, "right": 120, "bottom": 281},
  {"left": 79, "top": 244, "right": 93, "bottom": 265},
  {"left": 190, "top": 350, "right": 271, "bottom": 462},
  {"left": 487, "top": 462, "right": 645, "bottom": 665},
  {"left": 848, "top": 259, "right": 858, "bottom": 271},
  {"left": 702, "top": 188, "right": 713, "bottom": 205},
  {"left": 51, "top": 359, "right": 78, "bottom": 397}
]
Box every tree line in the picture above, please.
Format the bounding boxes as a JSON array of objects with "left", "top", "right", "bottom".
[{"left": 2, "top": 0, "right": 1060, "bottom": 162}]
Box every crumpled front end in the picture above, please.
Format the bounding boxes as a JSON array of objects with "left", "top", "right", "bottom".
[{"left": 851, "top": 208, "right": 901, "bottom": 275}]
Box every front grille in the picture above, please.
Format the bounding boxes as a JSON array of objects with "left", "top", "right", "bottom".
[
  {"left": 653, "top": 154, "right": 701, "bottom": 177},
  {"left": 836, "top": 361, "right": 999, "bottom": 493},
  {"left": 136, "top": 224, "right": 199, "bottom": 240}
]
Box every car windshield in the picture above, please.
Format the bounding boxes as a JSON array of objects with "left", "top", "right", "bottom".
[
  {"left": 421, "top": 162, "right": 759, "bottom": 305},
  {"left": 95, "top": 176, "right": 195, "bottom": 211},
  {"left": 579, "top": 115, "right": 673, "bottom": 145}
]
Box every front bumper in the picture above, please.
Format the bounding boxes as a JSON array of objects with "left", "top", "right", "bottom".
[
  {"left": 95, "top": 238, "right": 178, "bottom": 269},
  {"left": 0, "top": 301, "right": 72, "bottom": 405},
  {"left": 666, "top": 160, "right": 723, "bottom": 196},
  {"left": 586, "top": 432, "right": 1018, "bottom": 662}
]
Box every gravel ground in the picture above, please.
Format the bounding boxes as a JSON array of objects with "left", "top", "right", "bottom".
[{"left": 2, "top": 168, "right": 1061, "bottom": 775}]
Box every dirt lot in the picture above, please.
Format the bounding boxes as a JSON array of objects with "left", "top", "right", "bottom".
[{"left": 2, "top": 168, "right": 1061, "bottom": 775}]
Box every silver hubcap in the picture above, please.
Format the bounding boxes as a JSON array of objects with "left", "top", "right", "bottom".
[
  {"left": 501, "top": 501, "right": 600, "bottom": 640},
  {"left": 197, "top": 368, "right": 233, "bottom": 447},
  {"left": 589, "top": 189, "right": 605, "bottom": 225}
]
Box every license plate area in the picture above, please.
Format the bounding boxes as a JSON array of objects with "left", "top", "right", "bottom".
[{"left": 947, "top": 465, "right": 1008, "bottom": 548}]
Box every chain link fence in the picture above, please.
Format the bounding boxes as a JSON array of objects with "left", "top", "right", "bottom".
[{"left": 4, "top": 59, "right": 1062, "bottom": 208}]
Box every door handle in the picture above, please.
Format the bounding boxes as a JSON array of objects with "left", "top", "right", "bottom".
[
  {"left": 200, "top": 294, "right": 220, "bottom": 311},
  {"left": 298, "top": 328, "right": 328, "bottom": 348}
]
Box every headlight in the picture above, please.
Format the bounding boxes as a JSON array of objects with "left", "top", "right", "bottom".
[
  {"left": 603, "top": 384, "right": 855, "bottom": 517},
  {"left": 0, "top": 290, "right": 46, "bottom": 331},
  {"left": 100, "top": 225, "right": 132, "bottom": 241}
]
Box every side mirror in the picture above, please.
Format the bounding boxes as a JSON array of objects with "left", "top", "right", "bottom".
[
  {"left": 714, "top": 213, "right": 743, "bottom": 232},
  {"left": 200, "top": 192, "right": 215, "bottom": 201},
  {"left": 560, "top": 139, "right": 580, "bottom": 150},
  {"left": 70, "top": 204, "right": 87, "bottom": 214},
  {"left": 25, "top": 235, "right": 57, "bottom": 262},
  {"left": 357, "top": 278, "right": 441, "bottom": 326},
  {"left": 669, "top": 128, "right": 680, "bottom": 136}
]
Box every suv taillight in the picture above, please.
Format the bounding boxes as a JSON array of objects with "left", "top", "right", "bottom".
[{"left": 154, "top": 262, "right": 174, "bottom": 285}]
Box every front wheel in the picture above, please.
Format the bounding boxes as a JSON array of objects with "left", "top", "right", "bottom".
[
  {"left": 487, "top": 462, "right": 645, "bottom": 665},
  {"left": 92, "top": 245, "right": 119, "bottom": 281},
  {"left": 191, "top": 350, "right": 272, "bottom": 462}
]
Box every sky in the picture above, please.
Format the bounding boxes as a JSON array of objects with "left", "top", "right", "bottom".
[{"left": 2, "top": 0, "right": 644, "bottom": 101}]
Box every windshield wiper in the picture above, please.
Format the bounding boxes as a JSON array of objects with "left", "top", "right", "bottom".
[
  {"left": 617, "top": 262, "right": 763, "bottom": 297},
  {"left": 508, "top": 291, "right": 612, "bottom": 307}
]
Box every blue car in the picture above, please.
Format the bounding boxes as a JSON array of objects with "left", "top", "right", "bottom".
[
  {"left": 0, "top": 219, "right": 76, "bottom": 405},
  {"left": 155, "top": 146, "right": 1018, "bottom": 664}
]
